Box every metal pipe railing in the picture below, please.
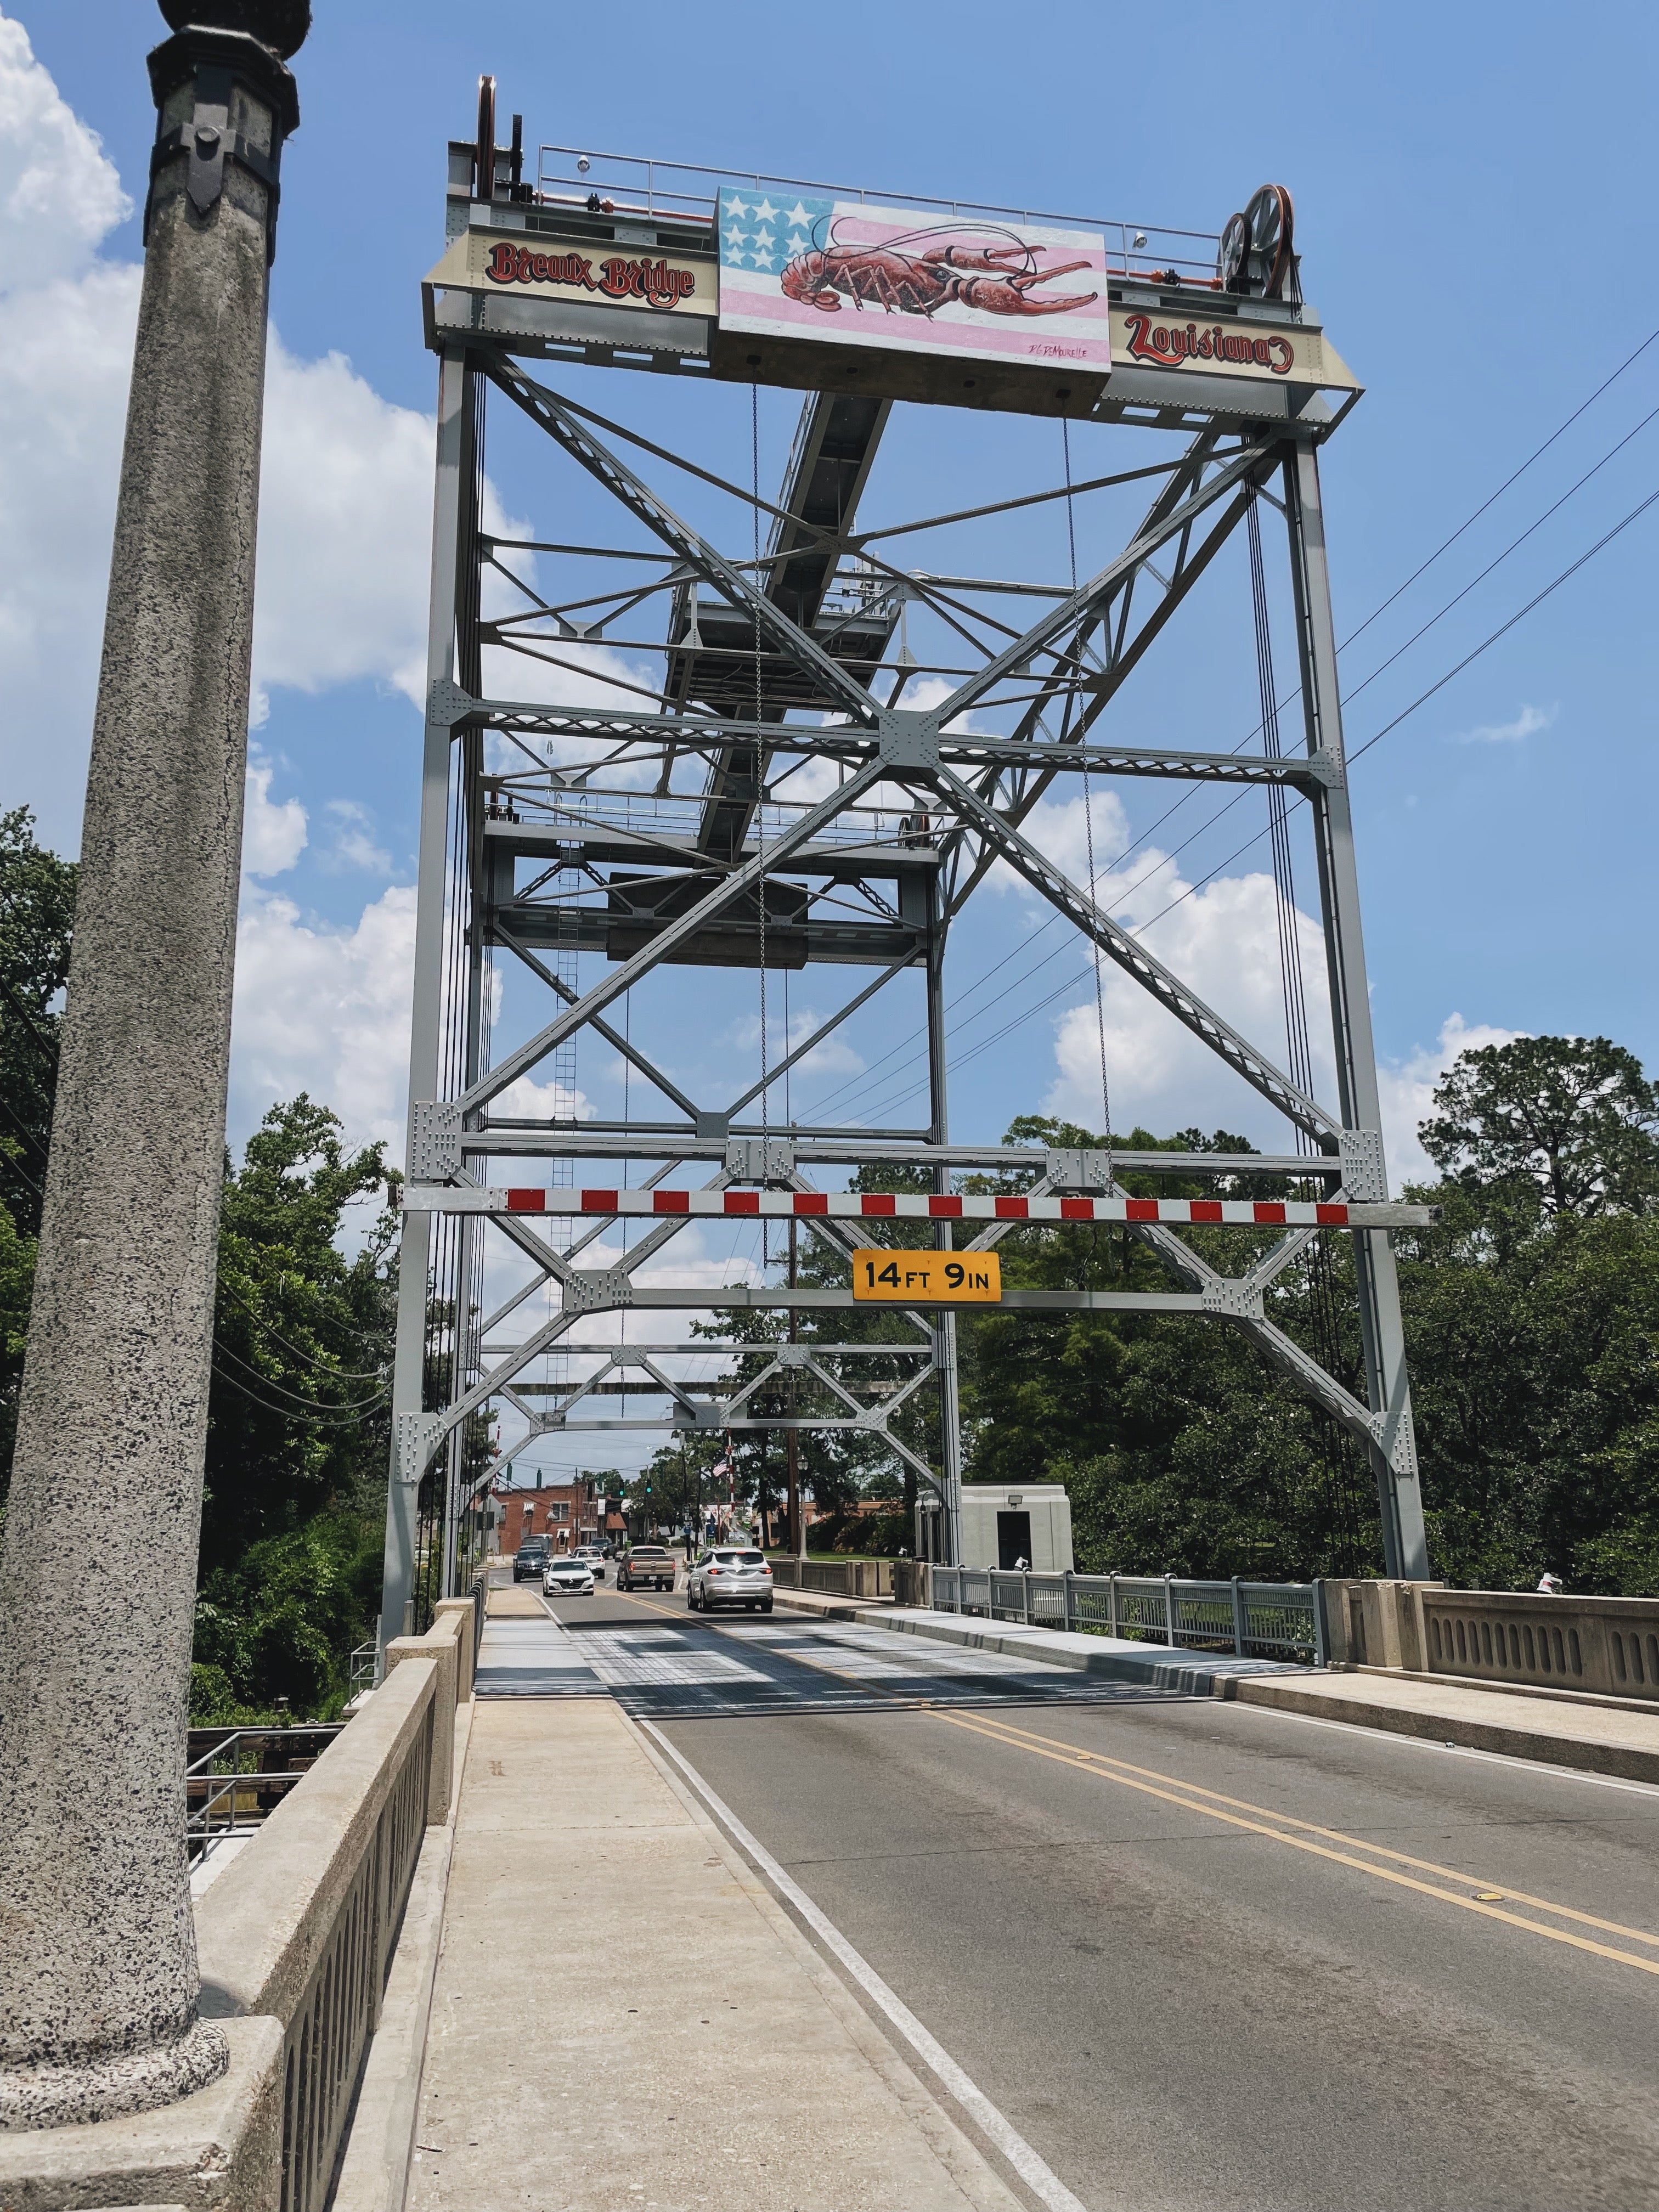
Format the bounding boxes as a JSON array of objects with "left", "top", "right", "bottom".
[
  {"left": 929, "top": 1567, "right": 1324, "bottom": 1664},
  {"left": 184, "top": 1725, "right": 345, "bottom": 1860}
]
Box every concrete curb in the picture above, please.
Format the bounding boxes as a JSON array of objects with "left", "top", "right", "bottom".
[
  {"left": 776, "top": 1595, "right": 1659, "bottom": 1786},
  {"left": 1224, "top": 1674, "right": 1659, "bottom": 1784}
]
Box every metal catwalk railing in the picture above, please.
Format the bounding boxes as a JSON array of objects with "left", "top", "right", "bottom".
[{"left": 930, "top": 1567, "right": 1325, "bottom": 1664}]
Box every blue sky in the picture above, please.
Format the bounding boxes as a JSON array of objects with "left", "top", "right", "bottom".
[{"left": 8, "top": 0, "right": 1657, "bottom": 1199}]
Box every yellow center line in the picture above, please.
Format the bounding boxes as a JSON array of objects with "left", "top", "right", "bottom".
[
  {"left": 605, "top": 1589, "right": 1659, "bottom": 1977},
  {"left": 938, "top": 1708, "right": 1659, "bottom": 1953},
  {"left": 934, "top": 1708, "right": 1659, "bottom": 1978}
]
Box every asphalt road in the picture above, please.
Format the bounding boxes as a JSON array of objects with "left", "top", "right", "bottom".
[{"left": 539, "top": 1582, "right": 1659, "bottom": 2211}]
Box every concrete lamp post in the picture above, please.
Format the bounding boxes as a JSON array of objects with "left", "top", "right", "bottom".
[{"left": 0, "top": 1, "right": 307, "bottom": 2130}]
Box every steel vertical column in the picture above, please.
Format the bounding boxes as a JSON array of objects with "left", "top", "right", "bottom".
[
  {"left": 381, "top": 351, "right": 475, "bottom": 1655},
  {"left": 926, "top": 879, "right": 964, "bottom": 1567},
  {"left": 1282, "top": 439, "right": 1430, "bottom": 1581}
]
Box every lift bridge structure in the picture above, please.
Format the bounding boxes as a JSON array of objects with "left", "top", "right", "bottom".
[{"left": 381, "top": 103, "right": 1435, "bottom": 1644}]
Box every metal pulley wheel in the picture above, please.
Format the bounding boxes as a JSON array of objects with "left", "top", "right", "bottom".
[{"left": 1217, "top": 211, "right": 1250, "bottom": 293}]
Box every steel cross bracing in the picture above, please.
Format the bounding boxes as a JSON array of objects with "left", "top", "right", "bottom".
[{"left": 379, "top": 313, "right": 1433, "bottom": 1650}]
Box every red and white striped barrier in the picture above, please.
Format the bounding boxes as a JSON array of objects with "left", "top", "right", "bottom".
[{"left": 402, "top": 1184, "right": 1421, "bottom": 1229}]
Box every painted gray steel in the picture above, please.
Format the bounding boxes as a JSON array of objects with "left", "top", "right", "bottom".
[{"left": 383, "top": 147, "right": 1428, "bottom": 1636}]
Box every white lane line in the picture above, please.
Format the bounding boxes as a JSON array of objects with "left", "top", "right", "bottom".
[{"left": 639, "top": 1717, "right": 1089, "bottom": 2212}]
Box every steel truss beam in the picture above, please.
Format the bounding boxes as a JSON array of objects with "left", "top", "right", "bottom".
[{"left": 382, "top": 319, "right": 1429, "bottom": 1644}]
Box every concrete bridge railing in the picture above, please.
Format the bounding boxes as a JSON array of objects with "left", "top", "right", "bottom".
[
  {"left": 0, "top": 1600, "right": 474, "bottom": 2211},
  {"left": 769, "top": 1555, "right": 893, "bottom": 1599},
  {"left": 1325, "top": 1577, "right": 1659, "bottom": 1700}
]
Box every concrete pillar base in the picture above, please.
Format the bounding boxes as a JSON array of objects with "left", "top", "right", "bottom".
[
  {"left": 0, "top": 2017, "right": 276, "bottom": 2209},
  {"left": 0, "top": 2018, "right": 228, "bottom": 2134}
]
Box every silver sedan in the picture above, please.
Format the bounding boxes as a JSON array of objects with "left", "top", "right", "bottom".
[
  {"left": 688, "top": 1548, "right": 774, "bottom": 1613},
  {"left": 543, "top": 1556, "right": 595, "bottom": 1596}
]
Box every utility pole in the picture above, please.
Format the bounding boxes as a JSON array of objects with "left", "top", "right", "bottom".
[{"left": 0, "top": 3, "right": 306, "bottom": 2129}]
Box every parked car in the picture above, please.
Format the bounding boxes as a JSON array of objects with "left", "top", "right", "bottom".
[
  {"left": 688, "top": 1548, "right": 774, "bottom": 1613},
  {"left": 616, "top": 1545, "right": 678, "bottom": 1593},
  {"left": 513, "top": 1538, "right": 551, "bottom": 1583},
  {"left": 543, "top": 1555, "right": 595, "bottom": 1596}
]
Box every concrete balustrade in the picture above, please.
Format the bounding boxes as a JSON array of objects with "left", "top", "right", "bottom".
[
  {"left": 0, "top": 1609, "right": 470, "bottom": 2209},
  {"left": 1322, "top": 1578, "right": 1659, "bottom": 1703},
  {"left": 769, "top": 1555, "right": 893, "bottom": 1599}
]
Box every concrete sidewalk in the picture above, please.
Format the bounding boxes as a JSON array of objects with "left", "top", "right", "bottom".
[
  {"left": 775, "top": 1594, "right": 1659, "bottom": 1785},
  {"left": 405, "top": 1693, "right": 1025, "bottom": 2211}
]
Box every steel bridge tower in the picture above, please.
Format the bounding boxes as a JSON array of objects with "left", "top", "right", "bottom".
[{"left": 380, "top": 104, "right": 1432, "bottom": 1644}]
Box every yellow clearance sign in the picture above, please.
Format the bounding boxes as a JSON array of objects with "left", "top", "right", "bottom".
[{"left": 851, "top": 1250, "right": 1002, "bottom": 1304}]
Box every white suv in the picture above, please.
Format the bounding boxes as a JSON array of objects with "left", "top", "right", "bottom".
[{"left": 688, "top": 1548, "right": 774, "bottom": 1613}]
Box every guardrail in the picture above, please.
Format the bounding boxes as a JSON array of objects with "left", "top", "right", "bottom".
[
  {"left": 187, "top": 1725, "right": 345, "bottom": 1860},
  {"left": 1419, "top": 1587, "right": 1659, "bottom": 1700},
  {"left": 769, "top": 1556, "right": 893, "bottom": 1599},
  {"left": 930, "top": 1567, "right": 1324, "bottom": 1664},
  {"left": 195, "top": 1601, "right": 475, "bottom": 2210}
]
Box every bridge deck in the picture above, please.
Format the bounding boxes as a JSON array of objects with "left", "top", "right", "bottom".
[{"left": 409, "top": 1624, "right": 1025, "bottom": 2209}]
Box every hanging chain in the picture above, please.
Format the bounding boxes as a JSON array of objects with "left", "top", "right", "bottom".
[{"left": 1066, "top": 419, "right": 1114, "bottom": 1166}]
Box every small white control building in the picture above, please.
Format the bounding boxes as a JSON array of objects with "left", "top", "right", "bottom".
[{"left": 959, "top": 1483, "right": 1074, "bottom": 1573}]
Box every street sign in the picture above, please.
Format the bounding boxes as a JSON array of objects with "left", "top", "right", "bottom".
[{"left": 851, "top": 1250, "right": 1002, "bottom": 1304}]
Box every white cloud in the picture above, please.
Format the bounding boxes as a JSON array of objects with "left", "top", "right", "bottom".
[
  {"left": 1376, "top": 1012, "right": 1525, "bottom": 1190},
  {"left": 0, "top": 13, "right": 128, "bottom": 292},
  {"left": 320, "top": 799, "right": 391, "bottom": 876},
  {"left": 1451, "top": 702, "right": 1556, "bottom": 745},
  {"left": 230, "top": 883, "right": 417, "bottom": 1155},
  {"left": 1013, "top": 783, "right": 1132, "bottom": 895},
  {"left": 492, "top": 1070, "right": 596, "bottom": 1124},
  {"left": 0, "top": 257, "right": 141, "bottom": 839},
  {"left": 1042, "top": 867, "right": 1339, "bottom": 1144},
  {"left": 727, "top": 1002, "right": 864, "bottom": 1081},
  {"left": 252, "top": 336, "right": 438, "bottom": 707},
  {"left": 242, "top": 751, "right": 308, "bottom": 877}
]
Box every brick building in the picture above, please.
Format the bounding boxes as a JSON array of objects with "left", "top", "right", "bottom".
[{"left": 497, "top": 1476, "right": 625, "bottom": 1553}]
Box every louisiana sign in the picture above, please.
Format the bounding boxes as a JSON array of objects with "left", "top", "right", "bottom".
[
  {"left": 851, "top": 1250, "right": 1002, "bottom": 1304},
  {"left": 716, "top": 190, "right": 1115, "bottom": 375}
]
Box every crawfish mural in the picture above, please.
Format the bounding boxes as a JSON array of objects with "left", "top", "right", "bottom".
[{"left": 780, "top": 221, "right": 1098, "bottom": 320}]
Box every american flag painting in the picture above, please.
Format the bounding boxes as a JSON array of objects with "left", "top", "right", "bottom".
[{"left": 717, "top": 190, "right": 1114, "bottom": 373}]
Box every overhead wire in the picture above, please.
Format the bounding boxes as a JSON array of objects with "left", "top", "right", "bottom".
[
  {"left": 808, "top": 362, "right": 1659, "bottom": 1129},
  {"left": 842, "top": 466, "right": 1659, "bottom": 1120},
  {"left": 1065, "top": 415, "right": 1114, "bottom": 1158}
]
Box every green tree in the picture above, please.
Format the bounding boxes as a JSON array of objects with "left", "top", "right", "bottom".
[
  {"left": 957, "top": 1118, "right": 1377, "bottom": 1578},
  {"left": 0, "top": 808, "right": 77, "bottom": 1504},
  {"left": 1420, "top": 1034, "right": 1659, "bottom": 1220},
  {"left": 0, "top": 1200, "right": 33, "bottom": 1504},
  {"left": 0, "top": 806, "right": 76, "bottom": 1240},
  {"left": 201, "top": 1095, "right": 397, "bottom": 1576}
]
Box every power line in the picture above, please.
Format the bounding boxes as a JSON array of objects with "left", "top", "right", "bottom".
[
  {"left": 211, "top": 1336, "right": 390, "bottom": 1415},
  {"left": 1338, "top": 321, "right": 1659, "bottom": 656},
  {"left": 812, "top": 366, "right": 1659, "bottom": 1129},
  {"left": 217, "top": 1272, "right": 386, "bottom": 1381},
  {"left": 885, "top": 473, "right": 1659, "bottom": 1099}
]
